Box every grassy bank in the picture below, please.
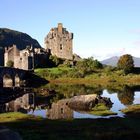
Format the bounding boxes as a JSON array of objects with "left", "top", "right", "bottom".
[
  {"left": 121, "top": 104, "right": 140, "bottom": 115},
  {"left": 0, "top": 112, "right": 140, "bottom": 140},
  {"left": 34, "top": 67, "right": 140, "bottom": 86}
]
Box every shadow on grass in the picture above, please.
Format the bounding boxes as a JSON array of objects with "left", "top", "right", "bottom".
[
  {"left": 26, "top": 73, "right": 49, "bottom": 88},
  {"left": 0, "top": 113, "right": 140, "bottom": 140}
]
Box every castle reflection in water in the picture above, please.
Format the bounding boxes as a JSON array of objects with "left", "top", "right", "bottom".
[
  {"left": 1, "top": 84, "right": 140, "bottom": 119},
  {"left": 0, "top": 92, "right": 74, "bottom": 119},
  {"left": 47, "top": 99, "right": 73, "bottom": 119},
  {"left": 0, "top": 93, "right": 35, "bottom": 113}
]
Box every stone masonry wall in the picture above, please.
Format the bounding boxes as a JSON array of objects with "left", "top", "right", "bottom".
[{"left": 44, "top": 23, "right": 73, "bottom": 60}]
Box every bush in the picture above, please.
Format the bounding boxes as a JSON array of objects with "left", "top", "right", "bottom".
[
  {"left": 6, "top": 60, "right": 14, "bottom": 67},
  {"left": 76, "top": 57, "right": 103, "bottom": 76}
]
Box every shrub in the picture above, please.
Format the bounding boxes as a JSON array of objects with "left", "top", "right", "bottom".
[{"left": 6, "top": 60, "right": 14, "bottom": 67}]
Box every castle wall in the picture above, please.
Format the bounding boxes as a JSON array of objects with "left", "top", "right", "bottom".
[
  {"left": 4, "top": 45, "right": 34, "bottom": 70},
  {"left": 14, "top": 56, "right": 22, "bottom": 69},
  {"left": 4, "top": 44, "right": 49, "bottom": 70},
  {"left": 20, "top": 51, "right": 32, "bottom": 70},
  {"left": 4, "top": 45, "right": 18, "bottom": 67}
]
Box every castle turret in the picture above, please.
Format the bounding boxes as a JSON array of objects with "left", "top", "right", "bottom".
[
  {"left": 58, "top": 23, "right": 63, "bottom": 33},
  {"left": 44, "top": 23, "right": 73, "bottom": 60}
]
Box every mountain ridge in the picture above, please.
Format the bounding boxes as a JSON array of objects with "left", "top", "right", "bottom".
[
  {"left": 101, "top": 56, "right": 140, "bottom": 67},
  {"left": 0, "top": 28, "right": 41, "bottom": 50}
]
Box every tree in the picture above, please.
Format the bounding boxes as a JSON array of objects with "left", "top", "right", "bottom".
[
  {"left": 117, "top": 86, "right": 134, "bottom": 105},
  {"left": 117, "top": 54, "right": 134, "bottom": 74},
  {"left": 76, "top": 57, "right": 103, "bottom": 75},
  {"left": 6, "top": 60, "right": 14, "bottom": 67}
]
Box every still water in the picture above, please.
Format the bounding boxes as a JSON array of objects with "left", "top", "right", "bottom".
[
  {"left": 1, "top": 84, "right": 140, "bottom": 119},
  {"left": 28, "top": 89, "right": 140, "bottom": 119}
]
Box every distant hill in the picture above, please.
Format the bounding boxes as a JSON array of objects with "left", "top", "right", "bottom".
[
  {"left": 101, "top": 56, "right": 140, "bottom": 67},
  {"left": 101, "top": 56, "right": 119, "bottom": 67},
  {"left": 0, "top": 28, "right": 41, "bottom": 50}
]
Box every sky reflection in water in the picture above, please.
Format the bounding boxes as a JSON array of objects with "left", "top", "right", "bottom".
[
  {"left": 1, "top": 85, "right": 140, "bottom": 119},
  {"left": 29, "top": 89, "right": 140, "bottom": 119}
]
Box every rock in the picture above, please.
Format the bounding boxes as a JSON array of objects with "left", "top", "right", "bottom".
[
  {"left": 68, "top": 94, "right": 113, "bottom": 111},
  {"left": 0, "top": 127, "right": 22, "bottom": 140},
  {"left": 68, "top": 94, "right": 97, "bottom": 110}
]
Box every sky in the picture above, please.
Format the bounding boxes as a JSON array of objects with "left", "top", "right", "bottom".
[{"left": 0, "top": 0, "right": 140, "bottom": 60}]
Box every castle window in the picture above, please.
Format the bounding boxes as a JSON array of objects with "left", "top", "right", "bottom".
[
  {"left": 60, "top": 44, "right": 63, "bottom": 50},
  {"left": 61, "top": 108, "right": 64, "bottom": 114}
]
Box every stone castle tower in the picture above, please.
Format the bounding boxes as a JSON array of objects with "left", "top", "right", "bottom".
[{"left": 44, "top": 23, "right": 73, "bottom": 60}]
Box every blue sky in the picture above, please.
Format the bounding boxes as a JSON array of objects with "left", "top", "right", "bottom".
[{"left": 0, "top": 0, "right": 140, "bottom": 60}]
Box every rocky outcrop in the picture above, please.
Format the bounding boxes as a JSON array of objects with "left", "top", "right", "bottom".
[
  {"left": 68, "top": 94, "right": 113, "bottom": 111},
  {"left": 0, "top": 28, "right": 41, "bottom": 50}
]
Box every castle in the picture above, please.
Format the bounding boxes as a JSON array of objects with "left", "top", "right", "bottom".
[
  {"left": 44, "top": 23, "right": 73, "bottom": 60},
  {"left": 4, "top": 23, "right": 74, "bottom": 70},
  {"left": 4, "top": 45, "right": 49, "bottom": 70}
]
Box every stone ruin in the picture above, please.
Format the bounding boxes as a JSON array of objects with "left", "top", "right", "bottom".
[{"left": 4, "top": 45, "right": 49, "bottom": 70}]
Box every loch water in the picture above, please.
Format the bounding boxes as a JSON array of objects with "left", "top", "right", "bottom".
[{"left": 1, "top": 84, "right": 140, "bottom": 119}]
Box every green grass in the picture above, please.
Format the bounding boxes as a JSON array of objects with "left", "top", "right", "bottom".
[
  {"left": 34, "top": 67, "right": 140, "bottom": 86},
  {"left": 0, "top": 112, "right": 42, "bottom": 122},
  {"left": 48, "top": 67, "right": 72, "bottom": 74},
  {"left": 90, "top": 104, "right": 117, "bottom": 116},
  {"left": 35, "top": 67, "right": 72, "bottom": 74},
  {"left": 35, "top": 67, "right": 73, "bottom": 80},
  {"left": 89, "top": 110, "right": 117, "bottom": 116},
  {"left": 121, "top": 104, "right": 140, "bottom": 115},
  {"left": 1, "top": 112, "right": 140, "bottom": 140}
]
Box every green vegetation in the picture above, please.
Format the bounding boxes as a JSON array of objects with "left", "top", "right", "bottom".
[
  {"left": 90, "top": 103, "right": 117, "bottom": 116},
  {"left": 33, "top": 54, "right": 140, "bottom": 87},
  {"left": 75, "top": 57, "right": 103, "bottom": 76},
  {"left": 89, "top": 110, "right": 117, "bottom": 116},
  {"left": 1, "top": 112, "right": 140, "bottom": 140},
  {"left": 0, "top": 112, "right": 36, "bottom": 122},
  {"left": 121, "top": 104, "right": 140, "bottom": 115},
  {"left": 35, "top": 67, "right": 73, "bottom": 79},
  {"left": 6, "top": 60, "right": 14, "bottom": 67},
  {"left": 117, "top": 54, "right": 134, "bottom": 74},
  {"left": 34, "top": 66, "right": 140, "bottom": 86}
]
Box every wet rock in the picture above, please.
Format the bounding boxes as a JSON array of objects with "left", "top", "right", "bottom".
[{"left": 68, "top": 94, "right": 113, "bottom": 111}]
